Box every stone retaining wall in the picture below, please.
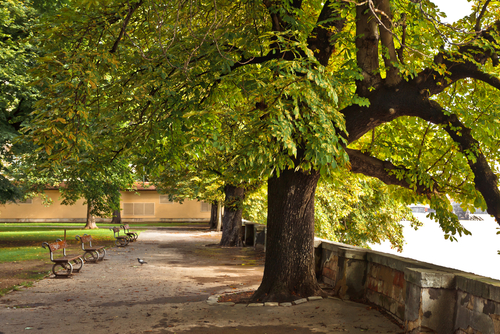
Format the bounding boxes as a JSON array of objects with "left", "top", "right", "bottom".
[{"left": 314, "top": 239, "right": 500, "bottom": 333}]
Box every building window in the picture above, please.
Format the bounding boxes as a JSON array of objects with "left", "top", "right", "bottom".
[
  {"left": 123, "top": 203, "right": 155, "bottom": 216},
  {"left": 201, "top": 202, "right": 211, "bottom": 212},
  {"left": 159, "top": 195, "right": 173, "bottom": 204}
]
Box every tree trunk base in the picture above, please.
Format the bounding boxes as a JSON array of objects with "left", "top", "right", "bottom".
[
  {"left": 219, "top": 185, "right": 245, "bottom": 247},
  {"left": 251, "top": 167, "right": 324, "bottom": 303},
  {"left": 84, "top": 220, "right": 98, "bottom": 229},
  {"left": 251, "top": 279, "right": 326, "bottom": 303}
]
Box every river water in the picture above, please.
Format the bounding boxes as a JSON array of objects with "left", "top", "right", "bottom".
[{"left": 369, "top": 214, "right": 500, "bottom": 280}]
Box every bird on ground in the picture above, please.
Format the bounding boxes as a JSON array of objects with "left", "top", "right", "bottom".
[{"left": 137, "top": 258, "right": 147, "bottom": 265}]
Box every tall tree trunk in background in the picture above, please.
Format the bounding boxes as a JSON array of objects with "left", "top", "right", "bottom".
[
  {"left": 84, "top": 201, "right": 98, "bottom": 229},
  {"left": 251, "top": 168, "right": 323, "bottom": 303},
  {"left": 219, "top": 185, "right": 245, "bottom": 247},
  {"left": 208, "top": 202, "right": 218, "bottom": 229},
  {"left": 110, "top": 209, "right": 121, "bottom": 225},
  {"left": 217, "top": 201, "right": 222, "bottom": 232}
]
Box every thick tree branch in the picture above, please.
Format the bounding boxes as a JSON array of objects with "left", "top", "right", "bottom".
[
  {"left": 231, "top": 51, "right": 287, "bottom": 71},
  {"left": 110, "top": 0, "right": 144, "bottom": 54},
  {"left": 292, "top": 0, "right": 303, "bottom": 9},
  {"left": 373, "top": 0, "right": 400, "bottom": 86},
  {"left": 355, "top": 2, "right": 381, "bottom": 96},
  {"left": 263, "top": 0, "right": 286, "bottom": 32},
  {"left": 346, "top": 148, "right": 438, "bottom": 196},
  {"left": 403, "top": 101, "right": 500, "bottom": 222},
  {"left": 307, "top": 0, "right": 346, "bottom": 67},
  {"left": 413, "top": 50, "right": 500, "bottom": 96},
  {"left": 341, "top": 82, "right": 500, "bottom": 222},
  {"left": 396, "top": 13, "right": 406, "bottom": 62},
  {"left": 475, "top": 0, "right": 492, "bottom": 32}
]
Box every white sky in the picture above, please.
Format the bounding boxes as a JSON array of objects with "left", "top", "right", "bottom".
[
  {"left": 370, "top": 214, "right": 500, "bottom": 280},
  {"left": 431, "top": 0, "right": 473, "bottom": 22}
]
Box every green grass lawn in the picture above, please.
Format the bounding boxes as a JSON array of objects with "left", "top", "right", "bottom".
[
  {"left": 0, "top": 224, "right": 146, "bottom": 296},
  {"left": 0, "top": 222, "right": 205, "bottom": 296},
  {"left": 1, "top": 246, "right": 53, "bottom": 263},
  {"left": 0, "top": 228, "right": 121, "bottom": 263},
  {"left": 0, "top": 221, "right": 206, "bottom": 263}
]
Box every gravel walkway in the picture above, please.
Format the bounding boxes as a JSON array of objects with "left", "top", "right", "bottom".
[{"left": 0, "top": 229, "right": 402, "bottom": 333}]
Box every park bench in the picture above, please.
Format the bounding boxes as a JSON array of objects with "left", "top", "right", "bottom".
[
  {"left": 75, "top": 234, "right": 106, "bottom": 262},
  {"left": 110, "top": 226, "right": 129, "bottom": 247},
  {"left": 42, "top": 239, "right": 84, "bottom": 277},
  {"left": 120, "top": 224, "right": 138, "bottom": 242}
]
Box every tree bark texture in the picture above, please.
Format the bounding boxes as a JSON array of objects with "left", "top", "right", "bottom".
[
  {"left": 84, "top": 202, "right": 98, "bottom": 229},
  {"left": 217, "top": 202, "right": 222, "bottom": 232},
  {"left": 208, "top": 202, "right": 218, "bottom": 229},
  {"left": 219, "top": 185, "right": 245, "bottom": 247},
  {"left": 252, "top": 168, "right": 324, "bottom": 302},
  {"left": 110, "top": 209, "right": 121, "bottom": 225}
]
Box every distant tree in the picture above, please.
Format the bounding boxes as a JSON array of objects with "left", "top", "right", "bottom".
[{"left": 58, "top": 160, "right": 134, "bottom": 229}]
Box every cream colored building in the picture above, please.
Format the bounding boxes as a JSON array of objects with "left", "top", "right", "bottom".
[{"left": 0, "top": 186, "right": 211, "bottom": 223}]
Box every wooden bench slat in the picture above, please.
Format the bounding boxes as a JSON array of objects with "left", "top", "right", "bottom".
[
  {"left": 48, "top": 240, "right": 68, "bottom": 252},
  {"left": 83, "top": 246, "right": 104, "bottom": 251},
  {"left": 52, "top": 255, "right": 82, "bottom": 262}
]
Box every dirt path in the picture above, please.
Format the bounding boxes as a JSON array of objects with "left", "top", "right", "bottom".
[{"left": 0, "top": 229, "right": 402, "bottom": 333}]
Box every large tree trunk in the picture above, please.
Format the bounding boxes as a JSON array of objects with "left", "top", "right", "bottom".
[
  {"left": 110, "top": 209, "right": 121, "bottom": 225},
  {"left": 252, "top": 168, "right": 323, "bottom": 303},
  {"left": 219, "top": 185, "right": 245, "bottom": 247},
  {"left": 208, "top": 202, "right": 218, "bottom": 229},
  {"left": 84, "top": 202, "right": 98, "bottom": 229}
]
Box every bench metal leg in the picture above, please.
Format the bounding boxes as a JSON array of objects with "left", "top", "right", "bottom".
[
  {"left": 125, "top": 232, "right": 138, "bottom": 242},
  {"left": 83, "top": 250, "right": 99, "bottom": 263},
  {"left": 115, "top": 238, "right": 129, "bottom": 247},
  {"left": 52, "top": 263, "right": 73, "bottom": 277},
  {"left": 71, "top": 257, "right": 84, "bottom": 272},
  {"left": 97, "top": 248, "right": 106, "bottom": 261}
]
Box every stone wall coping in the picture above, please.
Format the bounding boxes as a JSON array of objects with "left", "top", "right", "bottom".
[
  {"left": 314, "top": 239, "right": 324, "bottom": 248},
  {"left": 366, "top": 251, "right": 457, "bottom": 274},
  {"left": 338, "top": 247, "right": 367, "bottom": 260},
  {"left": 404, "top": 268, "right": 456, "bottom": 289},
  {"left": 318, "top": 239, "right": 366, "bottom": 253},
  {"left": 317, "top": 239, "right": 461, "bottom": 274},
  {"left": 456, "top": 274, "right": 500, "bottom": 302}
]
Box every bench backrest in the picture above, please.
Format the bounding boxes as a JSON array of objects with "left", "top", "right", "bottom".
[
  {"left": 110, "top": 226, "right": 122, "bottom": 238},
  {"left": 48, "top": 240, "right": 69, "bottom": 252},
  {"left": 76, "top": 234, "right": 94, "bottom": 248},
  {"left": 79, "top": 235, "right": 93, "bottom": 243},
  {"left": 122, "top": 224, "right": 130, "bottom": 230},
  {"left": 42, "top": 240, "right": 69, "bottom": 260}
]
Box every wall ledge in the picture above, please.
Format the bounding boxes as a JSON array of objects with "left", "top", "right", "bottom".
[
  {"left": 338, "top": 247, "right": 367, "bottom": 260},
  {"left": 456, "top": 274, "right": 500, "bottom": 302},
  {"left": 404, "top": 268, "right": 456, "bottom": 289}
]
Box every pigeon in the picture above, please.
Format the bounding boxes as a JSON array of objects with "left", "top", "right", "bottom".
[{"left": 137, "top": 258, "right": 147, "bottom": 265}]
